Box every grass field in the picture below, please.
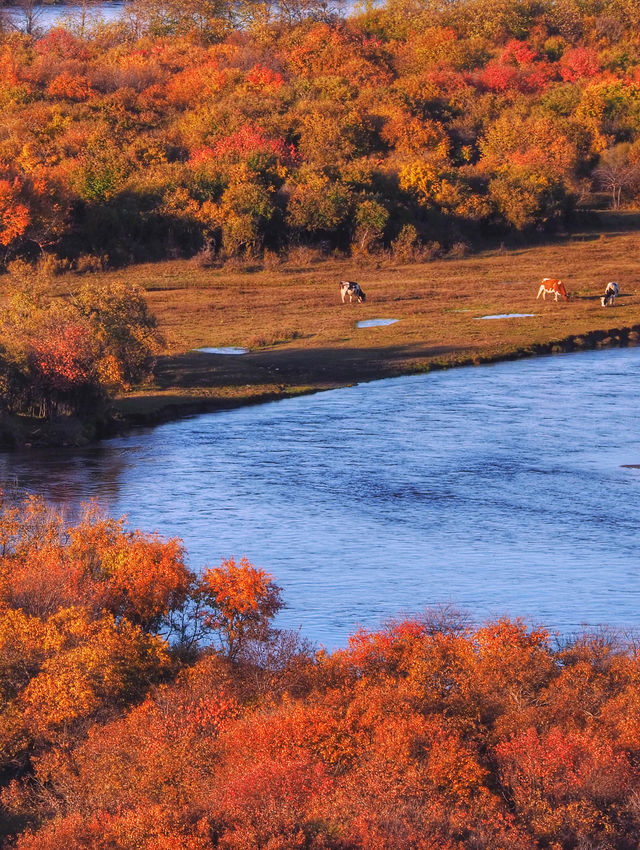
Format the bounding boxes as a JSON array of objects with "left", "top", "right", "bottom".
[{"left": 49, "top": 213, "right": 640, "bottom": 428}]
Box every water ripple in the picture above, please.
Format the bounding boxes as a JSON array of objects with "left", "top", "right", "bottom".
[{"left": 1, "top": 346, "right": 639, "bottom": 648}]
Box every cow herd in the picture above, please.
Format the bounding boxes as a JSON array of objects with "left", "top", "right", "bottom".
[{"left": 341, "top": 278, "right": 621, "bottom": 306}]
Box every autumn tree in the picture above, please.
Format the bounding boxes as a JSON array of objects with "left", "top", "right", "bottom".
[
  {"left": 196, "top": 556, "right": 283, "bottom": 661},
  {"left": 0, "top": 496, "right": 194, "bottom": 631},
  {"left": 593, "top": 142, "right": 640, "bottom": 207},
  {"left": 130, "top": 0, "right": 237, "bottom": 42},
  {"left": 219, "top": 173, "right": 278, "bottom": 256},
  {"left": 0, "top": 273, "right": 162, "bottom": 423},
  {"left": 353, "top": 196, "right": 389, "bottom": 253},
  {"left": 496, "top": 726, "right": 633, "bottom": 846},
  {"left": 0, "top": 177, "right": 30, "bottom": 253},
  {"left": 0, "top": 169, "right": 69, "bottom": 260},
  {"left": 0, "top": 604, "right": 171, "bottom": 775},
  {"left": 286, "top": 169, "right": 352, "bottom": 241},
  {"left": 480, "top": 111, "right": 577, "bottom": 229},
  {"left": 0, "top": 285, "right": 103, "bottom": 419},
  {"left": 72, "top": 280, "right": 162, "bottom": 390}
]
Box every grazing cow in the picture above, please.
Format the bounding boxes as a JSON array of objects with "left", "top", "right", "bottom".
[
  {"left": 340, "top": 280, "right": 366, "bottom": 303},
  {"left": 601, "top": 281, "right": 619, "bottom": 307},
  {"left": 536, "top": 277, "right": 569, "bottom": 302}
]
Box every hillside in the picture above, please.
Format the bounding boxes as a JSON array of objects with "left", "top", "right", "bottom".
[{"left": 3, "top": 0, "right": 640, "bottom": 264}]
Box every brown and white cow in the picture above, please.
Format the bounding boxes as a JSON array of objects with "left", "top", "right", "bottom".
[
  {"left": 601, "top": 281, "right": 619, "bottom": 307},
  {"left": 536, "top": 278, "right": 569, "bottom": 302},
  {"left": 340, "top": 280, "right": 366, "bottom": 303}
]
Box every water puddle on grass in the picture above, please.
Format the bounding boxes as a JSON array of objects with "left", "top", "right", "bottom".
[
  {"left": 195, "top": 347, "right": 249, "bottom": 355},
  {"left": 356, "top": 319, "right": 399, "bottom": 328},
  {"left": 476, "top": 313, "right": 536, "bottom": 320}
]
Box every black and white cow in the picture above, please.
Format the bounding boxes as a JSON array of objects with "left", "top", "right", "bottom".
[
  {"left": 601, "top": 281, "right": 619, "bottom": 307},
  {"left": 340, "top": 280, "right": 366, "bottom": 303}
]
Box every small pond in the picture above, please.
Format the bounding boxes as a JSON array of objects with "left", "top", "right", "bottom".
[
  {"left": 195, "top": 347, "right": 249, "bottom": 355},
  {"left": 356, "top": 319, "right": 399, "bottom": 328},
  {"left": 476, "top": 314, "right": 536, "bottom": 320}
]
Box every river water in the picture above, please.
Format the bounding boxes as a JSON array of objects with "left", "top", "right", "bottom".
[
  {"left": 3, "top": 3, "right": 125, "bottom": 32},
  {"left": 3, "top": 0, "right": 359, "bottom": 32},
  {"left": 1, "top": 347, "right": 639, "bottom": 648}
]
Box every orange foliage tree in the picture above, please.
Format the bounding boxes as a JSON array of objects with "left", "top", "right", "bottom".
[
  {"left": 0, "top": 276, "right": 161, "bottom": 421},
  {"left": 0, "top": 492, "right": 293, "bottom": 841},
  {"left": 197, "top": 556, "right": 283, "bottom": 660},
  {"left": 0, "top": 178, "right": 30, "bottom": 250}
]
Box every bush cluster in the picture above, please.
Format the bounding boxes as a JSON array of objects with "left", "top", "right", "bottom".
[
  {"left": 0, "top": 263, "right": 161, "bottom": 422},
  {"left": 2, "top": 496, "right": 640, "bottom": 848}
]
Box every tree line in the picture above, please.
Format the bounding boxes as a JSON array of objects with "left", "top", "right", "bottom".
[{"left": 2, "top": 0, "right": 640, "bottom": 267}]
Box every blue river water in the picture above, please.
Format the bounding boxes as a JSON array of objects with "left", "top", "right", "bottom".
[
  {"left": 3, "top": 0, "right": 362, "bottom": 32},
  {"left": 1, "top": 346, "right": 639, "bottom": 649},
  {"left": 4, "top": 3, "right": 125, "bottom": 32}
]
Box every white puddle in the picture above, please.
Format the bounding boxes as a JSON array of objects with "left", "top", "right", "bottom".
[
  {"left": 356, "top": 319, "right": 399, "bottom": 328},
  {"left": 195, "top": 347, "right": 249, "bottom": 355},
  {"left": 475, "top": 313, "right": 536, "bottom": 320}
]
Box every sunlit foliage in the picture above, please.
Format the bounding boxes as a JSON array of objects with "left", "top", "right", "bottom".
[
  {"left": 1, "top": 0, "right": 640, "bottom": 265},
  {"left": 0, "top": 273, "right": 161, "bottom": 421},
  {"left": 0, "top": 496, "right": 640, "bottom": 847}
]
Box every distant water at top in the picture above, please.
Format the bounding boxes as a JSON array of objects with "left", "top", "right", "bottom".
[
  {"left": 1, "top": 346, "right": 639, "bottom": 649},
  {"left": 4, "top": 3, "right": 125, "bottom": 32},
  {"left": 3, "top": 0, "right": 367, "bottom": 32}
]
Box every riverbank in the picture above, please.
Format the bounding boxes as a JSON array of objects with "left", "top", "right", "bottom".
[
  {"left": 4, "top": 215, "right": 640, "bottom": 445},
  {"left": 113, "top": 321, "right": 640, "bottom": 432},
  {"left": 112, "top": 218, "right": 640, "bottom": 431}
]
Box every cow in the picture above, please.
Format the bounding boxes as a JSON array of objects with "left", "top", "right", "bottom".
[
  {"left": 340, "top": 280, "right": 366, "bottom": 303},
  {"left": 536, "top": 278, "right": 569, "bottom": 302},
  {"left": 601, "top": 281, "right": 619, "bottom": 307}
]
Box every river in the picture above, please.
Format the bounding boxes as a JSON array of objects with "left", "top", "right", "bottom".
[
  {"left": 1, "top": 346, "right": 639, "bottom": 649},
  {"left": 3, "top": 0, "right": 360, "bottom": 32},
  {"left": 3, "top": 3, "right": 125, "bottom": 32}
]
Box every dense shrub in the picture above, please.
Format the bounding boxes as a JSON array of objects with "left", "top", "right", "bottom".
[
  {"left": 0, "top": 270, "right": 161, "bottom": 420},
  {"left": 0, "top": 496, "right": 639, "bottom": 848}
]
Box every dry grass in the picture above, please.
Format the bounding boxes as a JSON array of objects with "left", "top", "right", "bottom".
[{"left": 46, "top": 213, "right": 640, "bottom": 425}]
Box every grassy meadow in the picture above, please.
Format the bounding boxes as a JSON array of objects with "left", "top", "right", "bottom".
[{"left": 93, "top": 214, "right": 640, "bottom": 427}]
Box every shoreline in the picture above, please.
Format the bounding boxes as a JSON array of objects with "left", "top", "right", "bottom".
[
  {"left": 109, "top": 322, "right": 640, "bottom": 435},
  {"left": 5, "top": 222, "right": 640, "bottom": 448},
  {"left": 2, "top": 321, "right": 636, "bottom": 449}
]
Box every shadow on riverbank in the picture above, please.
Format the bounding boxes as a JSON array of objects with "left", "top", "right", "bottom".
[
  {"left": 3, "top": 322, "right": 639, "bottom": 448},
  {"left": 110, "top": 323, "right": 640, "bottom": 434}
]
